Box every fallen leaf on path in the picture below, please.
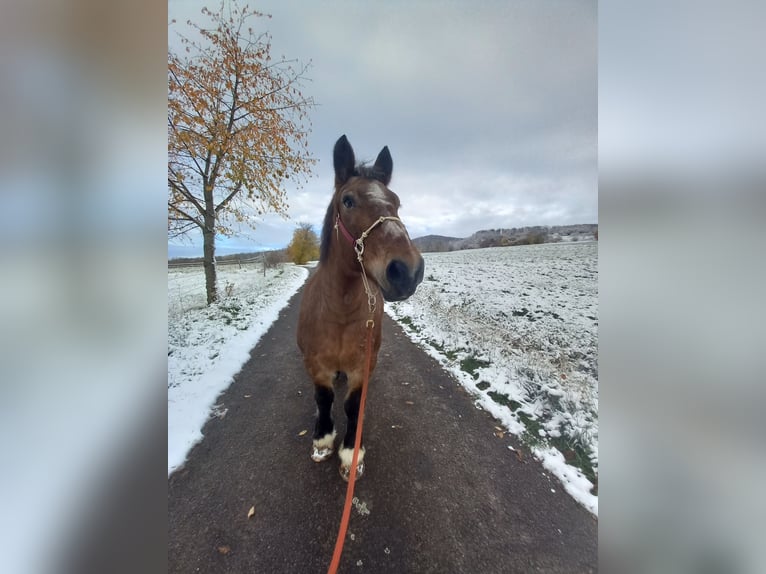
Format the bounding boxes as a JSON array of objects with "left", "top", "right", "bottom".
[
  {"left": 405, "top": 401, "right": 414, "bottom": 405},
  {"left": 298, "top": 430, "right": 308, "bottom": 436},
  {"left": 494, "top": 426, "right": 503, "bottom": 431},
  {"left": 217, "top": 545, "right": 231, "bottom": 555},
  {"left": 494, "top": 431, "right": 505, "bottom": 438},
  {"left": 247, "top": 506, "right": 255, "bottom": 519},
  {"left": 244, "top": 394, "right": 252, "bottom": 398}
]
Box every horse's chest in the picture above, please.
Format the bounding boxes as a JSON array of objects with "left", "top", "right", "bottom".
[
  {"left": 305, "top": 320, "right": 378, "bottom": 377},
  {"left": 329, "top": 324, "right": 368, "bottom": 364}
]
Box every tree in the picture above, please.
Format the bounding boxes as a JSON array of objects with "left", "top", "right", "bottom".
[
  {"left": 525, "top": 231, "right": 546, "bottom": 245},
  {"left": 287, "top": 223, "right": 319, "bottom": 265},
  {"left": 168, "top": 2, "right": 315, "bottom": 304}
]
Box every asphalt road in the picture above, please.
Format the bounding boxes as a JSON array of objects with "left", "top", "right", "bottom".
[{"left": 168, "top": 282, "right": 597, "bottom": 573}]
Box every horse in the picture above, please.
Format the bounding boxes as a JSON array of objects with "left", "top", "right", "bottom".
[{"left": 297, "top": 135, "right": 425, "bottom": 481}]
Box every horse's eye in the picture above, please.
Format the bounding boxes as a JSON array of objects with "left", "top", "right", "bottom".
[{"left": 342, "top": 196, "right": 354, "bottom": 209}]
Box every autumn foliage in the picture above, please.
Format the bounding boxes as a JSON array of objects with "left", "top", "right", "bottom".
[
  {"left": 287, "top": 224, "right": 320, "bottom": 265},
  {"left": 168, "top": 2, "right": 315, "bottom": 303}
]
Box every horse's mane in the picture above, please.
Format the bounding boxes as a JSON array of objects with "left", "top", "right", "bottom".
[
  {"left": 319, "top": 162, "right": 388, "bottom": 263},
  {"left": 355, "top": 164, "right": 389, "bottom": 182},
  {"left": 319, "top": 200, "right": 336, "bottom": 263}
]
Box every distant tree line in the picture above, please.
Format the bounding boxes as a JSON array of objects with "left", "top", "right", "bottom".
[{"left": 169, "top": 249, "right": 287, "bottom": 267}]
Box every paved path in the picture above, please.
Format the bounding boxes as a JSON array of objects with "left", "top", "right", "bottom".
[{"left": 168, "top": 284, "right": 597, "bottom": 573}]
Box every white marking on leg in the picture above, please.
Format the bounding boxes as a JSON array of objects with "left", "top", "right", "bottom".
[
  {"left": 338, "top": 445, "right": 366, "bottom": 481},
  {"left": 311, "top": 430, "right": 336, "bottom": 462},
  {"left": 313, "top": 430, "right": 336, "bottom": 449},
  {"left": 338, "top": 445, "right": 365, "bottom": 467}
]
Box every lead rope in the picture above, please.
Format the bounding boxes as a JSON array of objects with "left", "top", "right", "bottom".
[
  {"left": 326, "top": 320, "right": 373, "bottom": 574},
  {"left": 327, "top": 214, "right": 402, "bottom": 574}
]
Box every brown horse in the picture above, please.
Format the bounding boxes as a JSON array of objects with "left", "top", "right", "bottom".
[{"left": 297, "top": 135, "right": 424, "bottom": 480}]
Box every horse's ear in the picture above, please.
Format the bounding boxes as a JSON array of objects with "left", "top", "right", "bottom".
[
  {"left": 333, "top": 135, "right": 355, "bottom": 186},
  {"left": 373, "top": 146, "right": 393, "bottom": 185}
]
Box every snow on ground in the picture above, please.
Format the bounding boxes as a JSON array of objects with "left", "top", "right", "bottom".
[
  {"left": 168, "top": 262, "right": 308, "bottom": 475},
  {"left": 386, "top": 242, "right": 598, "bottom": 514},
  {"left": 166, "top": 246, "right": 598, "bottom": 513}
]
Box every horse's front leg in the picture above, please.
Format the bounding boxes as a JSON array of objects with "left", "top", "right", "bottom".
[
  {"left": 311, "top": 383, "right": 336, "bottom": 462},
  {"left": 339, "top": 386, "right": 365, "bottom": 481}
]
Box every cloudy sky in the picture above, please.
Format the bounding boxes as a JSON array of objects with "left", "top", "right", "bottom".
[{"left": 167, "top": 0, "right": 596, "bottom": 258}]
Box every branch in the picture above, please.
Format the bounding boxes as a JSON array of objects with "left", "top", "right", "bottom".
[
  {"left": 207, "top": 66, "right": 241, "bottom": 189},
  {"left": 168, "top": 220, "right": 199, "bottom": 239},
  {"left": 168, "top": 117, "right": 207, "bottom": 176},
  {"left": 215, "top": 181, "right": 244, "bottom": 213},
  {"left": 168, "top": 65, "right": 212, "bottom": 131},
  {"left": 231, "top": 97, "right": 314, "bottom": 124},
  {"left": 168, "top": 169, "right": 205, "bottom": 215},
  {"left": 168, "top": 202, "right": 203, "bottom": 229}
]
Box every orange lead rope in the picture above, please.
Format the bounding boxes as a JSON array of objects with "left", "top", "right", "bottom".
[{"left": 327, "top": 319, "right": 375, "bottom": 574}]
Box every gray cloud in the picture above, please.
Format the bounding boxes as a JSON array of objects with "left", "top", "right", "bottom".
[{"left": 168, "top": 0, "right": 596, "bottom": 256}]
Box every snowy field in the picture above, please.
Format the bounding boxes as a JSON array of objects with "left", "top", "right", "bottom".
[
  {"left": 386, "top": 242, "right": 598, "bottom": 514},
  {"left": 167, "top": 244, "right": 598, "bottom": 514},
  {"left": 168, "top": 262, "right": 308, "bottom": 475}
]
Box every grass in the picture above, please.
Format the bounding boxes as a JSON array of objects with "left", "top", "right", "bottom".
[
  {"left": 398, "top": 315, "right": 421, "bottom": 333},
  {"left": 393, "top": 312, "right": 598, "bottom": 495},
  {"left": 487, "top": 391, "right": 521, "bottom": 411},
  {"left": 459, "top": 355, "right": 490, "bottom": 379},
  {"left": 486, "top": 389, "right": 598, "bottom": 494},
  {"left": 517, "top": 411, "right": 544, "bottom": 447},
  {"left": 426, "top": 338, "right": 463, "bottom": 361},
  {"left": 548, "top": 434, "right": 598, "bottom": 494},
  {"left": 216, "top": 300, "right": 243, "bottom": 326}
]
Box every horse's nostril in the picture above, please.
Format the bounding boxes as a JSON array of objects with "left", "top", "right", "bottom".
[
  {"left": 415, "top": 256, "right": 425, "bottom": 285},
  {"left": 386, "top": 259, "right": 408, "bottom": 287}
]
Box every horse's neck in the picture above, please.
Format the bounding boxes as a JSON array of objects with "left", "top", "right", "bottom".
[
  {"left": 317, "top": 253, "right": 376, "bottom": 316},
  {"left": 319, "top": 263, "right": 365, "bottom": 299}
]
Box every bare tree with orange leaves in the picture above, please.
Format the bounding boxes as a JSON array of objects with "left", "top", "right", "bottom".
[{"left": 168, "top": 2, "right": 315, "bottom": 304}]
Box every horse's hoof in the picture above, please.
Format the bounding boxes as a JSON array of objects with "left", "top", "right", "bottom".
[
  {"left": 311, "top": 446, "right": 334, "bottom": 462},
  {"left": 338, "top": 445, "right": 365, "bottom": 481},
  {"left": 339, "top": 461, "right": 365, "bottom": 482},
  {"left": 311, "top": 430, "right": 336, "bottom": 462}
]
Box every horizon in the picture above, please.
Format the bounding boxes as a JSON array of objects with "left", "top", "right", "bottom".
[{"left": 167, "top": 221, "right": 598, "bottom": 260}]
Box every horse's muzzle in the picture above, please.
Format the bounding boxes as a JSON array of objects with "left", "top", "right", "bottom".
[{"left": 381, "top": 256, "right": 425, "bottom": 302}]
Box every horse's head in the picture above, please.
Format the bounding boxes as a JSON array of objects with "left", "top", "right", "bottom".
[{"left": 321, "top": 135, "right": 424, "bottom": 302}]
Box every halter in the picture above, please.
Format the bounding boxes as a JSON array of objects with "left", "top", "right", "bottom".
[{"left": 334, "top": 213, "right": 403, "bottom": 316}]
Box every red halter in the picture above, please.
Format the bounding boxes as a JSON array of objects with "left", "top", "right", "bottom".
[{"left": 334, "top": 213, "right": 356, "bottom": 247}]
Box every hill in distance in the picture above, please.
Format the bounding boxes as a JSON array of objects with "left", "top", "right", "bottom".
[{"left": 412, "top": 224, "right": 597, "bottom": 253}]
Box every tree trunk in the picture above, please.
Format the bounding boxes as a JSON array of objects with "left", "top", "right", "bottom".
[
  {"left": 203, "top": 222, "right": 217, "bottom": 305},
  {"left": 202, "top": 175, "right": 217, "bottom": 305}
]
